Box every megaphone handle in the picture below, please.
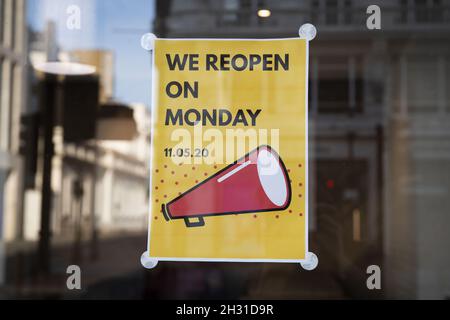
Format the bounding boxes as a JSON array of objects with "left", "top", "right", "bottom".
[{"left": 184, "top": 217, "right": 205, "bottom": 227}]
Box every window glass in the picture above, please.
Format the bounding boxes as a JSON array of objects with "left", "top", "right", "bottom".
[
  {"left": 407, "top": 57, "right": 439, "bottom": 113},
  {"left": 0, "top": 0, "right": 449, "bottom": 301}
]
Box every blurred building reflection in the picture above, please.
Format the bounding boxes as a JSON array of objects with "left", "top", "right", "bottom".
[
  {"left": 1, "top": 0, "right": 151, "bottom": 294},
  {"left": 154, "top": 0, "right": 450, "bottom": 299},
  {"left": 23, "top": 23, "right": 151, "bottom": 240},
  {"left": 0, "top": 0, "right": 28, "bottom": 285}
]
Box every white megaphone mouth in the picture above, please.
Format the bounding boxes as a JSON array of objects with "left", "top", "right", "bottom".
[{"left": 257, "top": 148, "right": 289, "bottom": 207}]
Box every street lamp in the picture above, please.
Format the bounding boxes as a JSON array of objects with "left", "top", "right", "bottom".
[
  {"left": 33, "top": 61, "right": 96, "bottom": 275},
  {"left": 34, "top": 61, "right": 96, "bottom": 76}
]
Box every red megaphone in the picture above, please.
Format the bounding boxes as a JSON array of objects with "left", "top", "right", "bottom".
[{"left": 162, "top": 145, "right": 291, "bottom": 227}]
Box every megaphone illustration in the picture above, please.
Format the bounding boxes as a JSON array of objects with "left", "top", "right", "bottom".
[{"left": 162, "top": 145, "right": 291, "bottom": 227}]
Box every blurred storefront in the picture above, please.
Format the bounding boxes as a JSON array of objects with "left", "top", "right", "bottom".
[
  {"left": 154, "top": 0, "right": 450, "bottom": 299},
  {"left": 0, "top": 0, "right": 28, "bottom": 286},
  {"left": 1, "top": 0, "right": 151, "bottom": 296}
]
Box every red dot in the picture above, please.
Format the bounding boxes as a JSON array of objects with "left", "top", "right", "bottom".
[{"left": 326, "top": 179, "right": 335, "bottom": 189}]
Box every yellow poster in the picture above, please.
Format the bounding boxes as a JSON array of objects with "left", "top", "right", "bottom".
[{"left": 146, "top": 38, "right": 309, "bottom": 262}]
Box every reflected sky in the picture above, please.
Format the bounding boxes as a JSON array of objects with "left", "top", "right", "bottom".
[{"left": 27, "top": 0, "right": 155, "bottom": 106}]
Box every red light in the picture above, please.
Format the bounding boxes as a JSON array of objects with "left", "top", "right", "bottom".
[{"left": 326, "top": 179, "right": 335, "bottom": 189}]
